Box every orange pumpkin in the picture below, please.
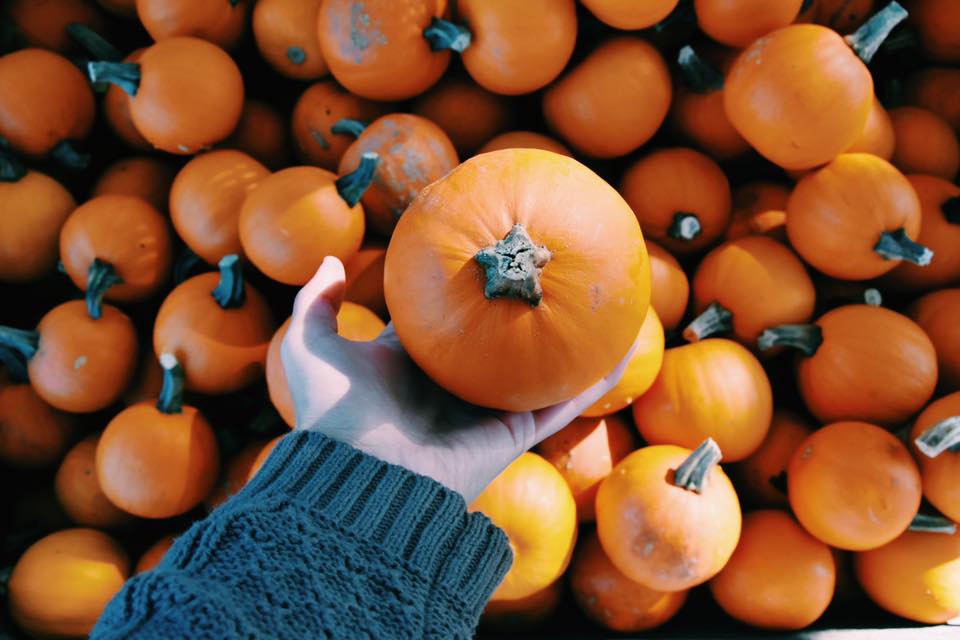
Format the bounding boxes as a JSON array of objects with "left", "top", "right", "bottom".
[
  {"left": 846, "top": 97, "right": 895, "bottom": 160},
  {"left": 535, "top": 414, "right": 638, "bottom": 522},
  {"left": 220, "top": 100, "right": 290, "bottom": 170},
  {"left": 6, "top": 0, "right": 105, "bottom": 52},
  {"left": 55, "top": 435, "right": 133, "bottom": 528},
  {"left": 733, "top": 410, "right": 814, "bottom": 507},
  {"left": 905, "top": 67, "right": 960, "bottom": 130},
  {"left": 786, "top": 154, "right": 927, "bottom": 280},
  {"left": 103, "top": 48, "right": 151, "bottom": 150},
  {"left": 136, "top": 0, "right": 248, "bottom": 49},
  {"left": 710, "top": 510, "right": 835, "bottom": 630},
  {"left": 252, "top": 0, "right": 327, "bottom": 80},
  {"left": 908, "top": 288, "right": 960, "bottom": 390},
  {"left": 91, "top": 156, "right": 177, "bottom": 212},
  {"left": 97, "top": 353, "right": 220, "bottom": 518},
  {"left": 543, "top": 37, "right": 672, "bottom": 158},
  {"left": 343, "top": 245, "right": 387, "bottom": 319},
  {"left": 205, "top": 438, "right": 272, "bottom": 510},
  {"left": 596, "top": 439, "right": 742, "bottom": 591},
  {"left": 239, "top": 162, "right": 370, "bottom": 284},
  {"left": 337, "top": 114, "right": 458, "bottom": 237},
  {"left": 249, "top": 434, "right": 282, "bottom": 479},
  {"left": 724, "top": 4, "right": 906, "bottom": 169},
  {"left": 788, "top": 421, "right": 921, "bottom": 550},
  {"left": 621, "top": 147, "right": 732, "bottom": 255},
  {"left": 724, "top": 181, "right": 789, "bottom": 243},
  {"left": 154, "top": 255, "right": 274, "bottom": 394},
  {"left": 911, "top": 392, "right": 960, "bottom": 523},
  {"left": 889, "top": 107, "right": 959, "bottom": 180},
  {"left": 477, "top": 131, "right": 571, "bottom": 157},
  {"left": 481, "top": 580, "right": 563, "bottom": 632},
  {"left": 0, "top": 377, "right": 74, "bottom": 468},
  {"left": 8, "top": 528, "right": 129, "bottom": 638},
  {"left": 136, "top": 534, "right": 177, "bottom": 573},
  {"left": 685, "top": 236, "right": 815, "bottom": 346},
  {"left": 123, "top": 346, "right": 164, "bottom": 406},
  {"left": 384, "top": 149, "right": 649, "bottom": 411},
  {"left": 816, "top": 0, "right": 876, "bottom": 32},
  {"left": 412, "top": 79, "right": 511, "bottom": 155},
  {"left": 695, "top": 0, "right": 803, "bottom": 48},
  {"left": 570, "top": 530, "right": 688, "bottom": 632},
  {"left": 579, "top": 0, "right": 679, "bottom": 30},
  {"left": 170, "top": 150, "right": 270, "bottom": 265},
  {"left": 646, "top": 241, "right": 690, "bottom": 331},
  {"left": 761, "top": 305, "right": 938, "bottom": 426},
  {"left": 470, "top": 452, "right": 577, "bottom": 601},
  {"left": 908, "top": 0, "right": 960, "bottom": 62},
  {"left": 633, "top": 339, "right": 772, "bottom": 462}
]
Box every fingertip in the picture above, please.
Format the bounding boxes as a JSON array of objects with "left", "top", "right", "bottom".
[{"left": 290, "top": 256, "right": 347, "bottom": 337}]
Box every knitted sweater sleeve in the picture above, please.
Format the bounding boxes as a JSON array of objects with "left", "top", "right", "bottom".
[{"left": 90, "top": 431, "right": 513, "bottom": 640}]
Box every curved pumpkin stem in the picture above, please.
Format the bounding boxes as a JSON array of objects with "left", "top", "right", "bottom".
[
  {"left": 475, "top": 224, "right": 552, "bottom": 307},
  {"left": 85, "top": 258, "right": 122, "bottom": 321},
  {"left": 942, "top": 197, "right": 960, "bottom": 225},
  {"left": 673, "top": 438, "right": 722, "bottom": 494},
  {"left": 874, "top": 228, "right": 933, "bottom": 266},
  {"left": 336, "top": 152, "right": 379, "bottom": 208},
  {"left": 748, "top": 210, "right": 787, "bottom": 235},
  {"left": 845, "top": 1, "right": 909, "bottom": 64},
  {"left": 211, "top": 254, "right": 246, "bottom": 309},
  {"left": 0, "top": 345, "right": 29, "bottom": 384},
  {"left": 66, "top": 23, "right": 121, "bottom": 62},
  {"left": 0, "top": 326, "right": 39, "bottom": 362},
  {"left": 667, "top": 212, "right": 702, "bottom": 241},
  {"left": 677, "top": 46, "right": 723, "bottom": 93},
  {"left": 156, "top": 352, "right": 185, "bottom": 415},
  {"left": 757, "top": 324, "right": 823, "bottom": 356},
  {"left": 915, "top": 417, "right": 960, "bottom": 458},
  {"left": 683, "top": 302, "right": 733, "bottom": 342},
  {"left": 330, "top": 118, "right": 367, "bottom": 139},
  {"left": 87, "top": 61, "right": 141, "bottom": 97},
  {"left": 863, "top": 288, "right": 883, "bottom": 306},
  {"left": 423, "top": 18, "right": 471, "bottom": 53},
  {"left": 49, "top": 140, "right": 90, "bottom": 171},
  {"left": 908, "top": 513, "right": 958, "bottom": 534},
  {"left": 0, "top": 149, "right": 25, "bottom": 182}
]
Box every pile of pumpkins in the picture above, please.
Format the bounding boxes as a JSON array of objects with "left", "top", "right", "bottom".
[{"left": 1, "top": 0, "right": 959, "bottom": 637}]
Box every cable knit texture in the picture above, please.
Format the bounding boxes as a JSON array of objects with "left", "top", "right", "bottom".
[{"left": 91, "top": 431, "right": 512, "bottom": 639}]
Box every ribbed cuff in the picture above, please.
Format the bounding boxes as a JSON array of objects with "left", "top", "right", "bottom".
[{"left": 234, "top": 430, "right": 512, "bottom": 613}]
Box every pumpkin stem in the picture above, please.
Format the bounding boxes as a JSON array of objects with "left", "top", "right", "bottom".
[
  {"left": 286, "top": 46, "right": 306, "bottom": 65},
  {"left": 748, "top": 210, "right": 787, "bottom": 235},
  {"left": 156, "top": 353, "right": 185, "bottom": 415},
  {"left": 873, "top": 228, "right": 933, "bottom": 266},
  {"left": 0, "top": 345, "right": 29, "bottom": 384},
  {"left": 423, "top": 18, "right": 471, "bottom": 53},
  {"left": 330, "top": 118, "right": 367, "bottom": 138},
  {"left": 0, "top": 326, "right": 39, "bottom": 362},
  {"left": 85, "top": 258, "right": 123, "bottom": 321},
  {"left": 673, "top": 438, "right": 722, "bottom": 494},
  {"left": 667, "top": 212, "right": 702, "bottom": 241},
  {"left": 845, "top": 1, "right": 909, "bottom": 64},
  {"left": 173, "top": 246, "right": 204, "bottom": 284},
  {"left": 66, "top": 23, "right": 122, "bottom": 62},
  {"left": 211, "top": 254, "right": 246, "bottom": 309},
  {"left": 863, "top": 288, "right": 883, "bottom": 306},
  {"left": 677, "top": 46, "right": 724, "bottom": 93},
  {"left": 49, "top": 140, "right": 90, "bottom": 171},
  {"left": 683, "top": 302, "right": 733, "bottom": 342},
  {"left": 0, "top": 149, "right": 25, "bottom": 182},
  {"left": 335, "top": 151, "right": 379, "bottom": 207},
  {"left": 942, "top": 197, "right": 960, "bottom": 225},
  {"left": 475, "top": 224, "right": 552, "bottom": 307},
  {"left": 757, "top": 324, "right": 823, "bottom": 356},
  {"left": 908, "top": 513, "right": 958, "bottom": 534},
  {"left": 87, "top": 61, "right": 141, "bottom": 96},
  {"left": 914, "top": 417, "right": 960, "bottom": 458}
]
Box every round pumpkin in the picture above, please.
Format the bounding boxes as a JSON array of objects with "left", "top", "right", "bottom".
[
  {"left": 478, "top": 131, "right": 571, "bottom": 157},
  {"left": 733, "top": 410, "right": 813, "bottom": 507},
  {"left": 725, "top": 181, "right": 789, "bottom": 243},
  {"left": 846, "top": 97, "right": 896, "bottom": 160},
  {"left": 909, "top": 0, "right": 960, "bottom": 62},
  {"left": 103, "top": 48, "right": 151, "bottom": 150},
  {"left": 905, "top": 67, "right": 960, "bottom": 130},
  {"left": 249, "top": 435, "right": 282, "bottom": 479},
  {"left": 252, "top": 0, "right": 327, "bottom": 80},
  {"left": 579, "top": 0, "right": 679, "bottom": 30},
  {"left": 889, "top": 107, "right": 959, "bottom": 180},
  {"left": 205, "top": 438, "right": 272, "bottom": 510},
  {"left": 136, "top": 534, "right": 177, "bottom": 574},
  {"left": 908, "top": 288, "right": 960, "bottom": 390},
  {"left": 92, "top": 156, "right": 177, "bottom": 212},
  {"left": 136, "top": 0, "right": 248, "bottom": 49},
  {"left": 6, "top": 0, "right": 106, "bottom": 52},
  {"left": 123, "top": 347, "right": 164, "bottom": 406},
  {"left": 412, "top": 79, "right": 512, "bottom": 155},
  {"left": 343, "top": 245, "right": 388, "bottom": 319},
  {"left": 694, "top": 0, "right": 804, "bottom": 48},
  {"left": 384, "top": 149, "right": 649, "bottom": 411},
  {"left": 0, "top": 380, "right": 74, "bottom": 468},
  {"left": 220, "top": 100, "right": 290, "bottom": 169},
  {"left": 481, "top": 580, "right": 563, "bottom": 632},
  {"left": 911, "top": 391, "right": 960, "bottom": 521},
  {"left": 55, "top": 435, "right": 133, "bottom": 528},
  {"left": 646, "top": 241, "right": 690, "bottom": 331}
]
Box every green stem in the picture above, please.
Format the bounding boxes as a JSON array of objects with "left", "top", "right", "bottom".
[
  {"left": 874, "top": 228, "right": 933, "bottom": 266},
  {"left": 915, "top": 417, "right": 960, "bottom": 458},
  {"left": 87, "top": 61, "right": 141, "bottom": 96},
  {"left": 942, "top": 197, "right": 960, "bottom": 225},
  {"left": 845, "top": 1, "right": 909, "bottom": 64},
  {"left": 422, "top": 18, "right": 471, "bottom": 53},
  {"left": 475, "top": 224, "right": 552, "bottom": 307},
  {"left": 286, "top": 46, "right": 306, "bottom": 65},
  {"left": 156, "top": 353, "right": 185, "bottom": 414},
  {"left": 66, "top": 23, "right": 122, "bottom": 62},
  {"left": 330, "top": 118, "right": 367, "bottom": 138},
  {"left": 0, "top": 149, "right": 25, "bottom": 182},
  {"left": 683, "top": 302, "right": 733, "bottom": 342},
  {"left": 0, "top": 345, "right": 29, "bottom": 384},
  {"left": 0, "top": 326, "right": 39, "bottom": 361},
  {"left": 336, "top": 152, "right": 379, "bottom": 207},
  {"left": 49, "top": 140, "right": 89, "bottom": 170},
  {"left": 863, "top": 288, "right": 883, "bottom": 306},
  {"left": 667, "top": 212, "right": 702, "bottom": 241},
  {"left": 85, "top": 258, "right": 122, "bottom": 320},
  {"left": 677, "top": 46, "right": 723, "bottom": 93},
  {"left": 757, "top": 324, "right": 823, "bottom": 356},
  {"left": 673, "top": 438, "right": 722, "bottom": 494},
  {"left": 211, "top": 254, "right": 245, "bottom": 309},
  {"left": 908, "top": 513, "right": 957, "bottom": 534}
]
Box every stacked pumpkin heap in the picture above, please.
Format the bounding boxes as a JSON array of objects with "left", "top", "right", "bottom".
[{"left": 0, "top": 0, "right": 959, "bottom": 636}]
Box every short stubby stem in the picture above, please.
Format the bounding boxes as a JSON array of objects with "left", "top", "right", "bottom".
[
  {"left": 915, "top": 416, "right": 960, "bottom": 458},
  {"left": 336, "top": 152, "right": 379, "bottom": 208},
  {"left": 677, "top": 45, "right": 724, "bottom": 93},
  {"left": 0, "top": 326, "right": 39, "bottom": 362},
  {"left": 156, "top": 352, "right": 185, "bottom": 415},
  {"left": 673, "top": 438, "right": 723, "bottom": 494},
  {"left": 683, "top": 302, "right": 733, "bottom": 342},
  {"left": 475, "top": 224, "right": 552, "bottom": 307},
  {"left": 908, "top": 513, "right": 957, "bottom": 535},
  {"left": 874, "top": 228, "right": 933, "bottom": 266},
  {"left": 87, "top": 61, "right": 141, "bottom": 97},
  {"left": 86, "top": 258, "right": 123, "bottom": 320},
  {"left": 845, "top": 1, "right": 909, "bottom": 64},
  {"left": 211, "top": 254, "right": 246, "bottom": 309},
  {"left": 286, "top": 46, "right": 306, "bottom": 65},
  {"left": 757, "top": 324, "right": 823, "bottom": 356},
  {"left": 667, "top": 212, "right": 702, "bottom": 241},
  {"left": 864, "top": 288, "right": 883, "bottom": 306},
  {"left": 423, "top": 18, "right": 471, "bottom": 53}
]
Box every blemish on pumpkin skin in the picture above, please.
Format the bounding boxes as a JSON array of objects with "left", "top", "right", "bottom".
[
  {"left": 347, "top": 2, "right": 387, "bottom": 61},
  {"left": 800, "top": 445, "right": 813, "bottom": 460},
  {"left": 73, "top": 355, "right": 87, "bottom": 370}
]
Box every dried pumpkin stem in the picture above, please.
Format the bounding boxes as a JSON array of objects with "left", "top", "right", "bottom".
[
  {"left": 66, "top": 23, "right": 122, "bottom": 62},
  {"left": 677, "top": 46, "right": 724, "bottom": 93},
  {"left": 0, "top": 345, "right": 29, "bottom": 384},
  {"left": 863, "top": 288, "right": 883, "bottom": 306},
  {"left": 87, "top": 61, "right": 141, "bottom": 97},
  {"left": 49, "top": 140, "right": 89, "bottom": 171},
  {"left": 757, "top": 324, "right": 823, "bottom": 356},
  {"left": 423, "top": 18, "right": 471, "bottom": 53},
  {"left": 943, "top": 197, "right": 960, "bottom": 225},
  {"left": 908, "top": 513, "right": 958, "bottom": 534},
  {"left": 683, "top": 302, "right": 733, "bottom": 342},
  {"left": 915, "top": 417, "right": 960, "bottom": 458},
  {"left": 156, "top": 353, "right": 185, "bottom": 415},
  {"left": 874, "top": 228, "right": 933, "bottom": 266},
  {"left": 475, "top": 224, "right": 552, "bottom": 307},
  {"left": 211, "top": 254, "right": 246, "bottom": 309},
  {"left": 336, "top": 152, "right": 379, "bottom": 207},
  {"left": 667, "top": 212, "right": 702, "bottom": 241},
  {"left": 330, "top": 118, "right": 367, "bottom": 138},
  {"left": 85, "top": 258, "right": 123, "bottom": 321},
  {"left": 673, "top": 438, "right": 722, "bottom": 494},
  {"left": 845, "top": 1, "right": 909, "bottom": 64},
  {"left": 749, "top": 210, "right": 787, "bottom": 235},
  {"left": 286, "top": 46, "right": 306, "bottom": 65},
  {"left": 0, "top": 150, "right": 25, "bottom": 182},
  {"left": 0, "top": 326, "right": 38, "bottom": 362}
]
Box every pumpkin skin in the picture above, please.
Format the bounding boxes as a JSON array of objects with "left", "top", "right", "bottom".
[
  {"left": 338, "top": 114, "right": 458, "bottom": 237},
  {"left": 724, "top": 181, "right": 789, "bottom": 243},
  {"left": 908, "top": 0, "right": 960, "bottom": 62},
  {"left": 136, "top": 535, "right": 176, "bottom": 574},
  {"left": 596, "top": 443, "right": 742, "bottom": 591},
  {"left": 846, "top": 98, "right": 895, "bottom": 160},
  {"left": 0, "top": 48, "right": 94, "bottom": 158},
  {"left": 815, "top": 0, "right": 875, "bottom": 32},
  {"left": 136, "top": 0, "right": 248, "bottom": 50},
  {"left": 343, "top": 245, "right": 388, "bottom": 319},
  {"left": 0, "top": 169, "right": 75, "bottom": 282},
  {"left": 786, "top": 154, "right": 924, "bottom": 280},
  {"left": 910, "top": 392, "right": 960, "bottom": 523},
  {"left": 889, "top": 107, "right": 959, "bottom": 180},
  {"left": 570, "top": 530, "right": 688, "bottom": 633},
  {"left": 123, "top": 347, "right": 164, "bottom": 406},
  {"left": 458, "top": 0, "right": 577, "bottom": 95},
  {"left": 170, "top": 150, "right": 270, "bottom": 265},
  {"left": 55, "top": 435, "right": 133, "bottom": 528},
  {"left": 633, "top": 339, "right": 773, "bottom": 462},
  {"left": 481, "top": 580, "right": 563, "bottom": 632},
  {"left": 478, "top": 131, "right": 571, "bottom": 157},
  {"left": 710, "top": 510, "right": 835, "bottom": 630},
  {"left": 7, "top": 0, "right": 106, "bottom": 52},
  {"left": 249, "top": 435, "right": 282, "bottom": 479},
  {"left": 221, "top": 100, "right": 290, "bottom": 170},
  {"left": 317, "top": 0, "right": 452, "bottom": 101},
  {"left": 384, "top": 149, "right": 649, "bottom": 411},
  {"left": 103, "top": 48, "right": 151, "bottom": 150},
  {"left": 470, "top": 452, "right": 577, "bottom": 601},
  {"left": 694, "top": 0, "right": 803, "bottom": 48},
  {"left": 543, "top": 38, "right": 672, "bottom": 158},
  {"left": 579, "top": 0, "right": 679, "bottom": 30},
  {"left": 252, "top": 0, "right": 328, "bottom": 80},
  {"left": 908, "top": 289, "right": 960, "bottom": 390},
  {"left": 621, "top": 148, "right": 732, "bottom": 255},
  {"left": 733, "top": 410, "right": 813, "bottom": 508},
  {"left": 412, "top": 79, "right": 512, "bottom": 155},
  {"left": 0, "top": 382, "right": 74, "bottom": 468},
  {"left": 535, "top": 414, "right": 638, "bottom": 522},
  {"left": 204, "top": 438, "right": 270, "bottom": 510},
  {"left": 788, "top": 421, "right": 922, "bottom": 550},
  {"left": 60, "top": 195, "right": 173, "bottom": 304},
  {"left": 646, "top": 241, "right": 690, "bottom": 331},
  {"left": 8, "top": 528, "right": 129, "bottom": 639},
  {"left": 92, "top": 157, "right": 177, "bottom": 212},
  {"left": 239, "top": 166, "right": 366, "bottom": 285},
  {"left": 905, "top": 67, "right": 960, "bottom": 131}
]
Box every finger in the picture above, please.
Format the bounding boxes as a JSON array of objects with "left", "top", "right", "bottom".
[
  {"left": 288, "top": 256, "right": 346, "bottom": 343},
  {"left": 376, "top": 322, "right": 402, "bottom": 348}
]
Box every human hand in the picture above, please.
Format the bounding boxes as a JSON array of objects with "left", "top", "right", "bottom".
[{"left": 281, "top": 257, "right": 637, "bottom": 503}]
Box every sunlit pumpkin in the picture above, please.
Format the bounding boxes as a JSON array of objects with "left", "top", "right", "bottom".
[{"left": 252, "top": 0, "right": 328, "bottom": 80}]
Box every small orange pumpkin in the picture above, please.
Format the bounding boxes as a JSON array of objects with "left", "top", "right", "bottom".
[
  {"left": 0, "top": 375, "right": 74, "bottom": 468},
  {"left": 908, "top": 288, "right": 960, "bottom": 390},
  {"left": 135, "top": 534, "right": 177, "bottom": 574},
  {"left": 136, "top": 0, "right": 248, "bottom": 49},
  {"left": 481, "top": 580, "right": 563, "bottom": 632},
  {"left": 908, "top": 0, "right": 960, "bottom": 63},
  {"left": 220, "top": 100, "right": 290, "bottom": 170},
  {"left": 55, "top": 435, "right": 133, "bottom": 528},
  {"left": 733, "top": 410, "right": 813, "bottom": 507},
  {"left": 6, "top": 0, "right": 106, "bottom": 52},
  {"left": 695, "top": 0, "right": 804, "bottom": 48},
  {"left": 905, "top": 67, "right": 960, "bottom": 130},
  {"left": 889, "top": 107, "right": 959, "bottom": 180},
  {"left": 845, "top": 97, "right": 895, "bottom": 160},
  {"left": 343, "top": 245, "right": 388, "bottom": 319},
  {"left": 477, "top": 131, "right": 571, "bottom": 157},
  {"left": 252, "top": 0, "right": 327, "bottom": 80},
  {"left": 91, "top": 156, "right": 177, "bottom": 212},
  {"left": 579, "top": 0, "right": 679, "bottom": 30},
  {"left": 724, "top": 181, "right": 789, "bottom": 243},
  {"left": 910, "top": 392, "right": 960, "bottom": 523},
  {"left": 102, "top": 48, "right": 151, "bottom": 150},
  {"left": 646, "top": 241, "right": 690, "bottom": 331},
  {"left": 412, "top": 78, "right": 512, "bottom": 155}
]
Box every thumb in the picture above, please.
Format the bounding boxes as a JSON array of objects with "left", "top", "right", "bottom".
[{"left": 289, "top": 257, "right": 347, "bottom": 343}]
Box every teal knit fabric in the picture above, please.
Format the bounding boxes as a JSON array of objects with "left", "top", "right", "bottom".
[{"left": 91, "top": 431, "right": 513, "bottom": 639}]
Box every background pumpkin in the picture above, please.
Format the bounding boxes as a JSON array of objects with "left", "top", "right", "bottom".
[
  {"left": 908, "top": 288, "right": 960, "bottom": 390},
  {"left": 343, "top": 246, "right": 388, "bottom": 320},
  {"left": 733, "top": 410, "right": 813, "bottom": 507},
  {"left": 221, "top": 99, "right": 290, "bottom": 169},
  {"left": 477, "top": 131, "right": 571, "bottom": 157},
  {"left": 136, "top": 534, "right": 177, "bottom": 574},
  {"left": 907, "top": 0, "right": 960, "bottom": 63},
  {"left": 55, "top": 435, "right": 134, "bottom": 528},
  {"left": 135, "top": 0, "right": 248, "bottom": 50},
  {"left": 0, "top": 373, "right": 74, "bottom": 468},
  {"left": 694, "top": 0, "right": 804, "bottom": 48},
  {"left": 91, "top": 157, "right": 177, "bottom": 212},
  {"left": 910, "top": 392, "right": 960, "bottom": 523},
  {"left": 578, "top": 0, "right": 679, "bottom": 30},
  {"left": 252, "top": 0, "right": 328, "bottom": 81},
  {"left": 6, "top": 0, "right": 106, "bottom": 52},
  {"left": 888, "top": 107, "right": 959, "bottom": 180},
  {"left": 845, "top": 98, "right": 896, "bottom": 160},
  {"left": 904, "top": 67, "right": 960, "bottom": 130},
  {"left": 724, "top": 181, "right": 789, "bottom": 243},
  {"left": 412, "top": 78, "right": 512, "bottom": 156},
  {"left": 645, "top": 241, "right": 690, "bottom": 331},
  {"left": 481, "top": 580, "right": 563, "bottom": 632}
]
